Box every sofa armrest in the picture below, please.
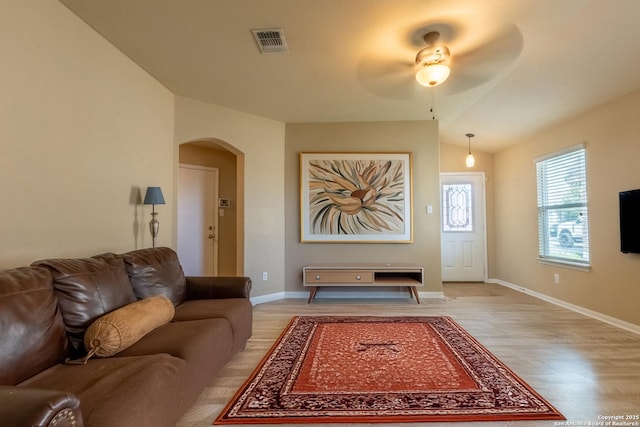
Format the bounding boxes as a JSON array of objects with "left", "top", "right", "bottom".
[
  {"left": 0, "top": 386, "right": 83, "bottom": 427},
  {"left": 185, "top": 276, "right": 252, "bottom": 300}
]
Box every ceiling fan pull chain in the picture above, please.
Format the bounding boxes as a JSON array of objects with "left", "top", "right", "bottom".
[{"left": 430, "top": 90, "right": 436, "bottom": 120}]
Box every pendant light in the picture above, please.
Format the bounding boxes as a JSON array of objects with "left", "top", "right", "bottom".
[{"left": 465, "top": 133, "right": 475, "bottom": 168}]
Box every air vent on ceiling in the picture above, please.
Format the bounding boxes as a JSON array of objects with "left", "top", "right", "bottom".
[{"left": 252, "top": 28, "right": 288, "bottom": 54}]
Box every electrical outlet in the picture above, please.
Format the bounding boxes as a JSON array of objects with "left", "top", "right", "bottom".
[
  {"left": 554, "top": 273, "right": 560, "bottom": 284},
  {"left": 262, "top": 272, "right": 268, "bottom": 281}
]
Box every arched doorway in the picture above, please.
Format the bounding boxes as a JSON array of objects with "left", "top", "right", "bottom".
[{"left": 178, "top": 139, "right": 245, "bottom": 276}]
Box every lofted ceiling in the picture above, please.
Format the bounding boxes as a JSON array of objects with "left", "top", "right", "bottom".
[{"left": 60, "top": 0, "right": 640, "bottom": 153}]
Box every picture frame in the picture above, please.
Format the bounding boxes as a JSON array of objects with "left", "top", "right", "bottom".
[{"left": 300, "top": 152, "right": 413, "bottom": 243}]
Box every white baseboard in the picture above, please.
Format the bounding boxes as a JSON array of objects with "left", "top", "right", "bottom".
[
  {"left": 250, "top": 292, "right": 286, "bottom": 305},
  {"left": 489, "top": 278, "right": 640, "bottom": 335},
  {"left": 284, "top": 291, "right": 310, "bottom": 300}
]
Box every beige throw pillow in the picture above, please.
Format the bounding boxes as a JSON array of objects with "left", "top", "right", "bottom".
[{"left": 83, "top": 296, "right": 174, "bottom": 360}]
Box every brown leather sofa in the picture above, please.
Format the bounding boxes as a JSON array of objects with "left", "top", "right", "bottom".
[{"left": 0, "top": 247, "right": 252, "bottom": 427}]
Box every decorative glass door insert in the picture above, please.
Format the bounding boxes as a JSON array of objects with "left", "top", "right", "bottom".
[{"left": 442, "top": 183, "right": 474, "bottom": 232}]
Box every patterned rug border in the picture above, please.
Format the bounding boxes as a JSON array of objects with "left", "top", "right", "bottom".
[{"left": 214, "top": 316, "right": 564, "bottom": 424}]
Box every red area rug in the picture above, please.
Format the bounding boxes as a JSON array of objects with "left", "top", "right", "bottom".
[{"left": 215, "top": 316, "right": 564, "bottom": 424}]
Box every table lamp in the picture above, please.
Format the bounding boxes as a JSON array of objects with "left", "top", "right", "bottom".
[{"left": 143, "top": 186, "right": 165, "bottom": 247}]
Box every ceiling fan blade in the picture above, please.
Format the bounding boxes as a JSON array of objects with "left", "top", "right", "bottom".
[
  {"left": 356, "top": 54, "right": 421, "bottom": 100},
  {"left": 442, "top": 23, "right": 524, "bottom": 95}
]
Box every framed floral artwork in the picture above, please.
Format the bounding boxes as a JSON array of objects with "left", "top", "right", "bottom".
[{"left": 300, "top": 152, "right": 413, "bottom": 243}]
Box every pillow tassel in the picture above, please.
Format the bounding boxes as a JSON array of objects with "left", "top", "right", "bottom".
[{"left": 65, "top": 348, "right": 97, "bottom": 365}]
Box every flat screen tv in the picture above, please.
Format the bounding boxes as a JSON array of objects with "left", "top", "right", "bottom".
[{"left": 620, "top": 189, "right": 640, "bottom": 254}]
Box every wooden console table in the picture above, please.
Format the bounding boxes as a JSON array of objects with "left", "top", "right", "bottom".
[{"left": 303, "top": 263, "right": 424, "bottom": 303}]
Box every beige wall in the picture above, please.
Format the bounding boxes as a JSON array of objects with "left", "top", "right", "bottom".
[
  {"left": 174, "top": 96, "right": 286, "bottom": 298},
  {"left": 5, "top": 2, "right": 639, "bottom": 328},
  {"left": 0, "top": 1, "right": 175, "bottom": 268},
  {"left": 440, "top": 143, "right": 496, "bottom": 277},
  {"left": 179, "top": 143, "right": 238, "bottom": 275},
  {"left": 284, "top": 121, "right": 443, "bottom": 296},
  {"left": 494, "top": 89, "right": 640, "bottom": 327}
]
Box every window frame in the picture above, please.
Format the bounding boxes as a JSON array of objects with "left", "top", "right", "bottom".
[{"left": 535, "top": 144, "right": 590, "bottom": 268}]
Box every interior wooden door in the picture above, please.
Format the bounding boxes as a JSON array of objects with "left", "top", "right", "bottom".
[{"left": 178, "top": 164, "right": 219, "bottom": 276}]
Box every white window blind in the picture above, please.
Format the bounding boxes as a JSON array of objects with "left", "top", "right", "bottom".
[{"left": 536, "top": 146, "right": 590, "bottom": 265}]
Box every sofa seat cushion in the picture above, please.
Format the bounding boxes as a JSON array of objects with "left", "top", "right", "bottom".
[
  {"left": 85, "top": 296, "right": 174, "bottom": 358},
  {"left": 117, "top": 319, "right": 233, "bottom": 394},
  {"left": 123, "top": 247, "right": 186, "bottom": 306},
  {"left": 33, "top": 253, "right": 136, "bottom": 356},
  {"left": 174, "top": 298, "right": 253, "bottom": 353},
  {"left": 0, "top": 267, "right": 68, "bottom": 385},
  {"left": 19, "top": 354, "right": 188, "bottom": 427}
]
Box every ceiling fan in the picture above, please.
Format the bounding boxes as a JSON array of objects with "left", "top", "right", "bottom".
[{"left": 356, "top": 22, "right": 523, "bottom": 99}]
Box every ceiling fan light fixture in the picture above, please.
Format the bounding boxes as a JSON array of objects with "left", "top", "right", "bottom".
[
  {"left": 415, "top": 63, "right": 451, "bottom": 87},
  {"left": 414, "top": 33, "right": 451, "bottom": 87}
]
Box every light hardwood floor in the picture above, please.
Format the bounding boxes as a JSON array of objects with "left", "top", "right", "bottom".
[{"left": 176, "top": 283, "right": 640, "bottom": 427}]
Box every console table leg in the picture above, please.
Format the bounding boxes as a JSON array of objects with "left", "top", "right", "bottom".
[
  {"left": 307, "top": 287, "right": 318, "bottom": 303},
  {"left": 409, "top": 286, "right": 421, "bottom": 304}
]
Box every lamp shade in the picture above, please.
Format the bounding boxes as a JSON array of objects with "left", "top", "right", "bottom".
[
  {"left": 415, "top": 63, "right": 450, "bottom": 87},
  {"left": 143, "top": 187, "right": 165, "bottom": 205}
]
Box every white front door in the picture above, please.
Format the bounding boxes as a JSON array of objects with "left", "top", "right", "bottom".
[
  {"left": 440, "top": 172, "right": 487, "bottom": 282},
  {"left": 178, "top": 164, "right": 219, "bottom": 276}
]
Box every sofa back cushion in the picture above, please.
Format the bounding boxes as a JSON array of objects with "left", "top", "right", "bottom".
[
  {"left": 33, "top": 253, "right": 136, "bottom": 355},
  {"left": 122, "top": 247, "right": 186, "bottom": 307},
  {"left": 0, "top": 267, "right": 69, "bottom": 385}
]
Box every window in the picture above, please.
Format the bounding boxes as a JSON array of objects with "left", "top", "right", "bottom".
[{"left": 535, "top": 145, "right": 589, "bottom": 265}]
